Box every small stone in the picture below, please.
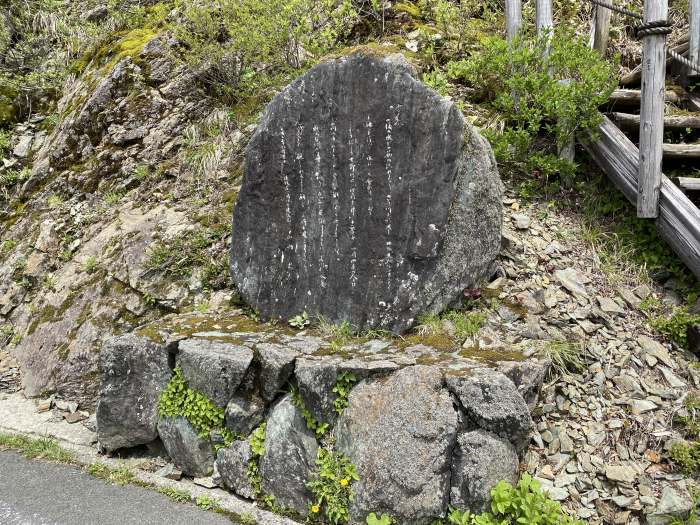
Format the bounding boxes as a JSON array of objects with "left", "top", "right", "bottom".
[
  {"left": 559, "top": 430, "right": 574, "bottom": 453},
  {"left": 12, "top": 135, "right": 33, "bottom": 158},
  {"left": 659, "top": 367, "right": 685, "bottom": 389},
  {"left": 619, "top": 288, "right": 641, "bottom": 308},
  {"left": 612, "top": 495, "right": 636, "bottom": 508},
  {"left": 633, "top": 285, "right": 652, "bottom": 300},
  {"left": 544, "top": 486, "right": 569, "bottom": 501},
  {"left": 64, "top": 412, "right": 87, "bottom": 424},
  {"left": 605, "top": 465, "right": 637, "bottom": 484},
  {"left": 637, "top": 336, "right": 675, "bottom": 369},
  {"left": 540, "top": 464, "right": 555, "bottom": 480},
  {"left": 193, "top": 476, "right": 218, "bottom": 489},
  {"left": 630, "top": 399, "right": 657, "bottom": 415},
  {"left": 36, "top": 397, "right": 53, "bottom": 413},
  {"left": 555, "top": 268, "right": 589, "bottom": 299},
  {"left": 55, "top": 400, "right": 79, "bottom": 413},
  {"left": 513, "top": 214, "right": 531, "bottom": 230},
  {"left": 405, "top": 40, "right": 418, "bottom": 52},
  {"left": 155, "top": 463, "right": 182, "bottom": 481},
  {"left": 647, "top": 486, "right": 692, "bottom": 525},
  {"left": 598, "top": 297, "right": 624, "bottom": 314}
]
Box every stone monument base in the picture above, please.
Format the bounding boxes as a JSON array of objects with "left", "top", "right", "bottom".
[{"left": 96, "top": 311, "right": 548, "bottom": 524}]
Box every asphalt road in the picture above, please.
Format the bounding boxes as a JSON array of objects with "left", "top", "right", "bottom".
[{"left": 0, "top": 451, "right": 232, "bottom": 525}]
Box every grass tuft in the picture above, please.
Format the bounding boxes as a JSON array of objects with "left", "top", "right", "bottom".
[{"left": 0, "top": 433, "right": 76, "bottom": 464}]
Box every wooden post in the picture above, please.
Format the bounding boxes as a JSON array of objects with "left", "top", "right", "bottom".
[
  {"left": 638, "top": 0, "right": 668, "bottom": 219},
  {"left": 691, "top": 0, "right": 700, "bottom": 77},
  {"left": 593, "top": 0, "right": 613, "bottom": 54},
  {"left": 536, "top": 0, "right": 554, "bottom": 56},
  {"left": 506, "top": 0, "right": 522, "bottom": 43}
]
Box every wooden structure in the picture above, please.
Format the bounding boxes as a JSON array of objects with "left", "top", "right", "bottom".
[
  {"left": 505, "top": 0, "right": 522, "bottom": 42},
  {"left": 637, "top": 0, "right": 668, "bottom": 218},
  {"left": 583, "top": 118, "right": 700, "bottom": 276},
  {"left": 692, "top": 0, "right": 700, "bottom": 78},
  {"left": 504, "top": 0, "right": 700, "bottom": 278},
  {"left": 592, "top": 0, "right": 612, "bottom": 54}
]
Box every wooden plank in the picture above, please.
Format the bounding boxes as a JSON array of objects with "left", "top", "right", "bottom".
[
  {"left": 506, "top": 0, "right": 522, "bottom": 42},
  {"left": 673, "top": 177, "right": 700, "bottom": 191},
  {"left": 582, "top": 115, "right": 700, "bottom": 278},
  {"left": 608, "top": 88, "right": 682, "bottom": 107},
  {"left": 593, "top": 0, "right": 613, "bottom": 54},
  {"left": 638, "top": 0, "right": 669, "bottom": 218},
  {"left": 663, "top": 143, "right": 700, "bottom": 159},
  {"left": 691, "top": 0, "right": 700, "bottom": 76},
  {"left": 609, "top": 112, "right": 700, "bottom": 130},
  {"left": 690, "top": 93, "right": 700, "bottom": 112},
  {"left": 620, "top": 40, "right": 690, "bottom": 85}
]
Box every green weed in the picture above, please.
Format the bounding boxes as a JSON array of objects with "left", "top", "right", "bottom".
[
  {"left": 158, "top": 367, "right": 233, "bottom": 448},
  {"left": 307, "top": 446, "right": 359, "bottom": 524},
  {"left": 0, "top": 434, "right": 76, "bottom": 464}
]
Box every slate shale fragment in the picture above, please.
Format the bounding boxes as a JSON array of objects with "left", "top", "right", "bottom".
[{"left": 231, "top": 52, "right": 502, "bottom": 333}]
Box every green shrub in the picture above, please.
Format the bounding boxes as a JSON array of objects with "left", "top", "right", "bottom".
[
  {"left": 307, "top": 446, "right": 360, "bottom": 524},
  {"left": 669, "top": 442, "right": 700, "bottom": 476},
  {"left": 443, "top": 474, "right": 583, "bottom": 524},
  {"left": 158, "top": 367, "right": 233, "bottom": 447},
  {"left": 172, "top": 0, "right": 359, "bottom": 103},
  {"left": 650, "top": 307, "right": 700, "bottom": 349},
  {"left": 676, "top": 394, "right": 700, "bottom": 439},
  {"left": 82, "top": 256, "right": 98, "bottom": 274},
  {"left": 448, "top": 29, "right": 616, "bottom": 181}
]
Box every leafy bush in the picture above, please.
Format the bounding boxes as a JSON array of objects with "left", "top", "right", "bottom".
[
  {"left": 158, "top": 366, "right": 233, "bottom": 447},
  {"left": 307, "top": 446, "right": 360, "bottom": 524},
  {"left": 676, "top": 394, "right": 700, "bottom": 439},
  {"left": 669, "top": 442, "right": 700, "bottom": 476},
  {"left": 650, "top": 307, "right": 700, "bottom": 349},
  {"left": 444, "top": 474, "right": 584, "bottom": 525},
  {"left": 172, "top": 0, "right": 359, "bottom": 103},
  {"left": 448, "top": 29, "right": 616, "bottom": 181}
]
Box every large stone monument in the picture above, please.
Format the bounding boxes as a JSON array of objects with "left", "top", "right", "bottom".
[{"left": 231, "top": 52, "right": 502, "bottom": 333}]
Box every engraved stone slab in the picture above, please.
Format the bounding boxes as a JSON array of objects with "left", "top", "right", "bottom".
[{"left": 231, "top": 52, "right": 501, "bottom": 333}]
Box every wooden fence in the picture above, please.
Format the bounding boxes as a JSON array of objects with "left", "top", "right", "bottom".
[{"left": 504, "top": 0, "right": 700, "bottom": 278}]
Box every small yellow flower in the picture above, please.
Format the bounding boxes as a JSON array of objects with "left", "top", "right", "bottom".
[
  {"left": 311, "top": 505, "right": 320, "bottom": 513},
  {"left": 340, "top": 478, "right": 349, "bottom": 487}
]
